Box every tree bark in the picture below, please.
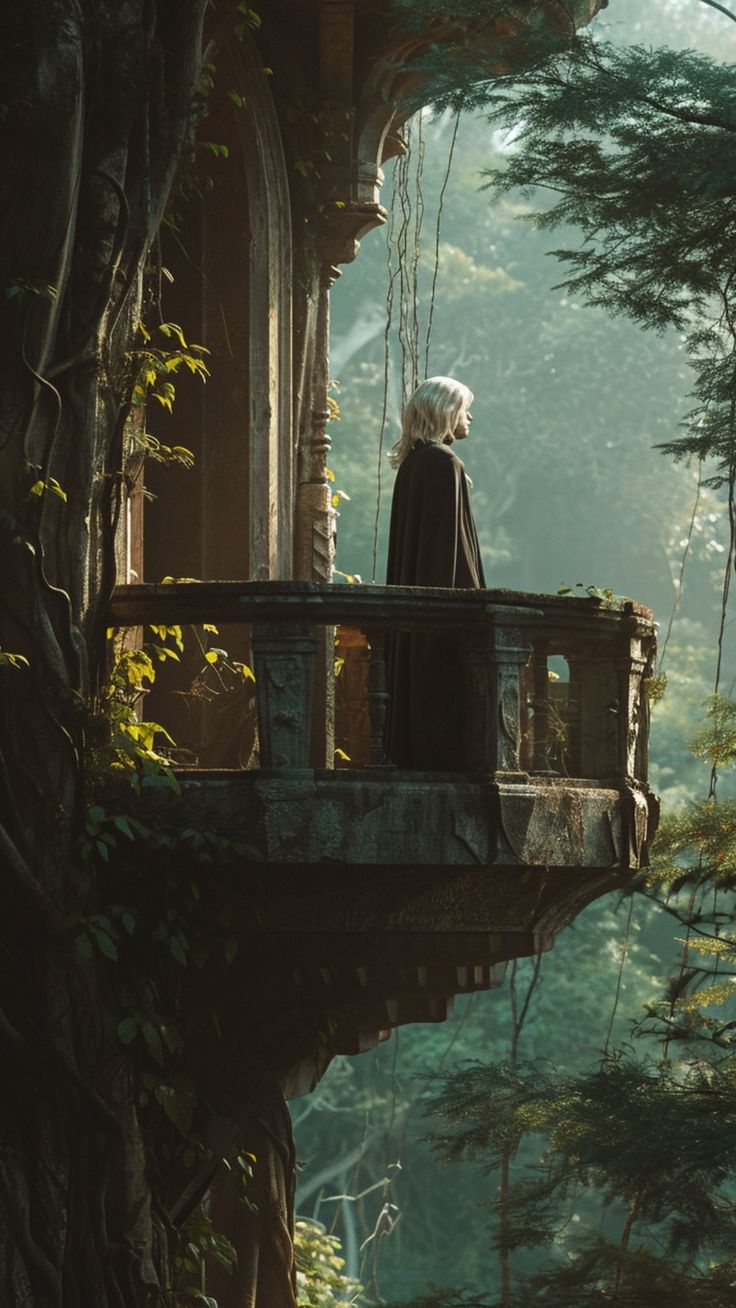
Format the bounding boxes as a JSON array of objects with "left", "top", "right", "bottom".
[{"left": 0, "top": 3, "right": 206, "bottom": 1302}]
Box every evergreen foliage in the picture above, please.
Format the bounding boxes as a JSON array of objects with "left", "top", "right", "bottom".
[
  {"left": 392, "top": 7, "right": 736, "bottom": 486},
  {"left": 478, "top": 34, "right": 736, "bottom": 483},
  {"left": 320, "top": 7, "right": 736, "bottom": 1305},
  {"left": 393, "top": 19, "right": 736, "bottom": 484}
]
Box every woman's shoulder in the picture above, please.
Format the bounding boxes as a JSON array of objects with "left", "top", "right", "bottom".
[{"left": 409, "top": 441, "right": 462, "bottom": 469}]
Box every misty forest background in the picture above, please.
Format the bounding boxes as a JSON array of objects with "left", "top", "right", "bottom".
[{"left": 292, "top": 1, "right": 736, "bottom": 1304}]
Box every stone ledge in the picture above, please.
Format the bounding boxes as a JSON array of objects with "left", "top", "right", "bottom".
[{"left": 166, "top": 768, "right": 654, "bottom": 871}]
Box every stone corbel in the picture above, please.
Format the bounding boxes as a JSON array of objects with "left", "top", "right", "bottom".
[{"left": 317, "top": 199, "right": 388, "bottom": 268}]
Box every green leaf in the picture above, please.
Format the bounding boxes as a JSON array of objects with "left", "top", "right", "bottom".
[
  {"left": 224, "top": 937, "right": 238, "bottom": 965},
  {"left": 113, "top": 815, "right": 135, "bottom": 840},
  {"left": 117, "top": 1016, "right": 139, "bottom": 1045},
  {"left": 170, "top": 936, "right": 188, "bottom": 965},
  {"left": 93, "top": 929, "right": 118, "bottom": 961},
  {"left": 201, "top": 140, "right": 229, "bottom": 159},
  {"left": 142, "top": 1022, "right": 164, "bottom": 1065},
  {"left": 154, "top": 1082, "right": 196, "bottom": 1137}
]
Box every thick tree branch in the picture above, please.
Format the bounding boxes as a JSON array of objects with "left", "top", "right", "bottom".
[{"left": 698, "top": 0, "right": 736, "bottom": 23}]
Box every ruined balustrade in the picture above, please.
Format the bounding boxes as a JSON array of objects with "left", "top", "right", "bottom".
[
  {"left": 109, "top": 581, "right": 657, "bottom": 889},
  {"left": 110, "top": 579, "right": 655, "bottom": 781}
]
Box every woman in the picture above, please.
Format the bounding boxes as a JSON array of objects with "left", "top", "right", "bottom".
[{"left": 385, "top": 376, "right": 486, "bottom": 770}]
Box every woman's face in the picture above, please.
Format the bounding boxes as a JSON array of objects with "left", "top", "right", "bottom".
[{"left": 453, "top": 404, "right": 473, "bottom": 440}]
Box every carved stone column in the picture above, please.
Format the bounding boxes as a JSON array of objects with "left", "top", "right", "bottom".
[
  {"left": 569, "top": 632, "right": 653, "bottom": 783},
  {"left": 292, "top": 262, "right": 338, "bottom": 769},
  {"left": 492, "top": 623, "right": 534, "bottom": 777},
  {"left": 461, "top": 608, "right": 538, "bottom": 775},
  {"left": 252, "top": 622, "right": 318, "bottom": 772},
  {"left": 617, "top": 635, "right": 652, "bottom": 782},
  {"left": 294, "top": 266, "right": 337, "bottom": 585}
]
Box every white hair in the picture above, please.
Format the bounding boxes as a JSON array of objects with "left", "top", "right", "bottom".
[{"left": 388, "top": 376, "right": 474, "bottom": 468}]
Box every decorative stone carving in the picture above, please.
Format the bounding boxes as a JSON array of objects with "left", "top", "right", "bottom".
[
  {"left": 252, "top": 622, "right": 318, "bottom": 771},
  {"left": 486, "top": 609, "right": 537, "bottom": 776}
]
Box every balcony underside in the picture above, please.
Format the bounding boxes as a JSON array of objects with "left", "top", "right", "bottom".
[{"left": 142, "top": 769, "right": 655, "bottom": 938}]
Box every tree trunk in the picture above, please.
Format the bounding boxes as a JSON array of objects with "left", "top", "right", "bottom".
[{"left": 0, "top": 3, "right": 206, "bottom": 1302}]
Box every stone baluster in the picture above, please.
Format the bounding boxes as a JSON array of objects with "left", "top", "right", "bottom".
[
  {"left": 251, "top": 622, "right": 318, "bottom": 773},
  {"left": 492, "top": 622, "right": 533, "bottom": 776},
  {"left": 463, "top": 608, "right": 538, "bottom": 775}
]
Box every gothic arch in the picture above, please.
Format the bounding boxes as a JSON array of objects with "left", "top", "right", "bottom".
[{"left": 140, "top": 31, "right": 293, "bottom": 586}]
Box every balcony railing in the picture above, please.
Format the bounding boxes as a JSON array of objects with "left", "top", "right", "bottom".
[{"left": 109, "top": 581, "right": 656, "bottom": 787}]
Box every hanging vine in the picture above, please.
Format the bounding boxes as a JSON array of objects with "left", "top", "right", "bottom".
[{"left": 371, "top": 112, "right": 464, "bottom": 580}]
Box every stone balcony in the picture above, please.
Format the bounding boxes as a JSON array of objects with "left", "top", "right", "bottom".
[{"left": 109, "top": 581, "right": 657, "bottom": 1061}]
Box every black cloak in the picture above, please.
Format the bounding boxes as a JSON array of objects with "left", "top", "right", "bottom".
[{"left": 384, "top": 441, "right": 486, "bottom": 769}]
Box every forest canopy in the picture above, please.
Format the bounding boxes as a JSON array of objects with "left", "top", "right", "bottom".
[{"left": 296, "top": 2, "right": 736, "bottom": 1304}]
